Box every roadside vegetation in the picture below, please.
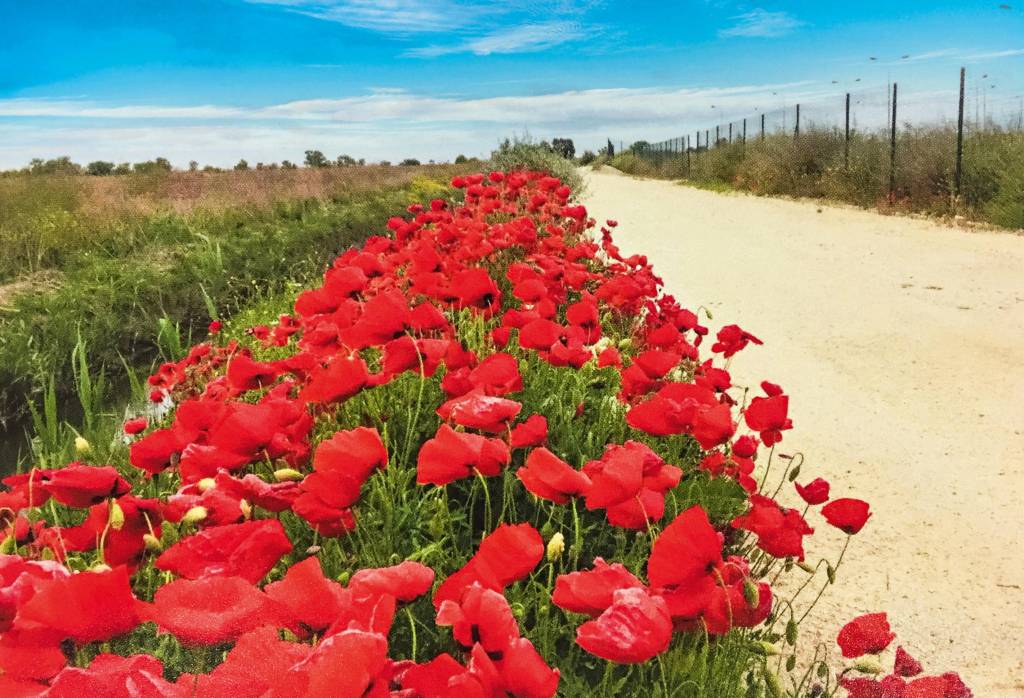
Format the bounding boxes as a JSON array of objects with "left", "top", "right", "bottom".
[
  {"left": 607, "top": 128, "right": 1024, "bottom": 229},
  {"left": 0, "top": 162, "right": 469, "bottom": 438}
]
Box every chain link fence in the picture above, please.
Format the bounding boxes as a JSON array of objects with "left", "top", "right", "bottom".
[{"left": 609, "top": 67, "right": 1024, "bottom": 229}]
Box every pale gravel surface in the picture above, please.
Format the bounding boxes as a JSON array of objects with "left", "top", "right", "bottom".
[{"left": 582, "top": 168, "right": 1024, "bottom": 696}]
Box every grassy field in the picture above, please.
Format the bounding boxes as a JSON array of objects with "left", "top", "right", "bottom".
[
  {"left": 0, "top": 165, "right": 470, "bottom": 455},
  {"left": 608, "top": 127, "right": 1024, "bottom": 229}
]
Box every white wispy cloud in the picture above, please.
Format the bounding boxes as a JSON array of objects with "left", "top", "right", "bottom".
[
  {"left": 963, "top": 48, "right": 1024, "bottom": 61},
  {"left": 719, "top": 9, "right": 803, "bottom": 38},
  {"left": 0, "top": 81, "right": 834, "bottom": 168},
  {"left": 244, "top": 0, "right": 466, "bottom": 33},
  {"left": 405, "top": 21, "right": 587, "bottom": 57}
]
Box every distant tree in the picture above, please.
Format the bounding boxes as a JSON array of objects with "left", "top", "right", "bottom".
[
  {"left": 379, "top": 160, "right": 391, "bottom": 167},
  {"left": 304, "top": 150, "right": 328, "bottom": 168},
  {"left": 578, "top": 150, "right": 597, "bottom": 166},
  {"left": 629, "top": 140, "right": 650, "bottom": 153},
  {"left": 335, "top": 154, "right": 357, "bottom": 167},
  {"left": 86, "top": 160, "right": 115, "bottom": 176},
  {"left": 133, "top": 158, "right": 172, "bottom": 174},
  {"left": 538, "top": 140, "right": 553, "bottom": 152},
  {"left": 234, "top": 159, "right": 250, "bottom": 171},
  {"left": 113, "top": 162, "right": 132, "bottom": 175},
  {"left": 454, "top": 154, "right": 468, "bottom": 164},
  {"left": 357, "top": 158, "right": 365, "bottom": 166},
  {"left": 28, "top": 156, "right": 82, "bottom": 175},
  {"left": 202, "top": 165, "right": 221, "bottom": 173},
  {"left": 551, "top": 138, "right": 575, "bottom": 159},
  {"left": 400, "top": 158, "right": 421, "bottom": 166},
  {"left": 255, "top": 162, "right": 264, "bottom": 170},
  {"left": 281, "top": 160, "right": 297, "bottom": 169},
  {"left": 188, "top": 160, "right": 199, "bottom": 172}
]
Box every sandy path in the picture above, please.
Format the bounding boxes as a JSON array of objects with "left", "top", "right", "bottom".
[{"left": 582, "top": 168, "right": 1024, "bottom": 696}]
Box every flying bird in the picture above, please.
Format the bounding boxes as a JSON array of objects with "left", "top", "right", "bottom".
[
  {"left": 869, "top": 56, "right": 877, "bottom": 60},
  {"left": 901, "top": 54, "right": 911, "bottom": 59},
  {"left": 999, "top": 4, "right": 1011, "bottom": 10}
]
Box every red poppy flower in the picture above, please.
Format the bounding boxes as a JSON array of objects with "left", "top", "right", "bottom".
[
  {"left": 894, "top": 646, "right": 924, "bottom": 677},
  {"left": 16, "top": 566, "right": 140, "bottom": 644},
  {"left": 39, "top": 463, "right": 131, "bottom": 508},
  {"left": 468, "top": 353, "right": 523, "bottom": 396},
  {"left": 398, "top": 653, "right": 468, "bottom": 696},
  {"left": 433, "top": 523, "right": 543, "bottom": 607},
  {"left": 795, "top": 477, "right": 830, "bottom": 505},
  {"left": 583, "top": 442, "right": 681, "bottom": 530},
  {"left": 145, "top": 575, "right": 271, "bottom": 646},
  {"left": 184, "top": 626, "right": 311, "bottom": 697},
  {"left": 498, "top": 637, "right": 561, "bottom": 698},
  {"left": 822, "top": 497, "right": 872, "bottom": 534},
  {"left": 711, "top": 324, "right": 763, "bottom": 358},
  {"left": 309, "top": 427, "right": 388, "bottom": 508},
  {"left": 744, "top": 389, "right": 792, "bottom": 447},
  {"left": 516, "top": 448, "right": 591, "bottom": 504},
  {"left": 509, "top": 414, "right": 548, "bottom": 449},
  {"left": 451, "top": 268, "right": 501, "bottom": 316},
  {"left": 731, "top": 494, "right": 814, "bottom": 560},
  {"left": 349, "top": 561, "right": 435, "bottom": 603},
  {"left": 648, "top": 506, "right": 723, "bottom": 589},
  {"left": 632, "top": 350, "right": 681, "bottom": 379},
  {"left": 552, "top": 558, "right": 644, "bottom": 617},
  {"left": 57, "top": 495, "right": 164, "bottom": 569},
  {"left": 519, "top": 319, "right": 564, "bottom": 350},
  {"left": 417, "top": 424, "right": 511, "bottom": 486},
  {"left": 576, "top": 587, "right": 672, "bottom": 664},
  {"left": 278, "top": 628, "right": 389, "bottom": 698},
  {"left": 437, "top": 391, "right": 522, "bottom": 434},
  {"left": 226, "top": 353, "right": 282, "bottom": 393},
  {"left": 264, "top": 557, "right": 346, "bottom": 634},
  {"left": 297, "top": 354, "right": 370, "bottom": 404},
  {"left": 123, "top": 417, "right": 148, "bottom": 435},
  {"left": 47, "top": 654, "right": 181, "bottom": 697},
  {"left": 703, "top": 578, "right": 773, "bottom": 635},
  {"left": 837, "top": 613, "right": 896, "bottom": 658},
  {"left": 155, "top": 519, "right": 292, "bottom": 583},
  {"left": 436, "top": 584, "right": 520, "bottom": 653}
]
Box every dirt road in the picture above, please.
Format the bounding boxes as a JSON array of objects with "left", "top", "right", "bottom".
[{"left": 582, "top": 168, "right": 1024, "bottom": 695}]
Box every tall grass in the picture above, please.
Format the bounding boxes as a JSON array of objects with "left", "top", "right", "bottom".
[
  {"left": 0, "top": 168, "right": 467, "bottom": 430},
  {"left": 610, "top": 128, "right": 1024, "bottom": 229}
]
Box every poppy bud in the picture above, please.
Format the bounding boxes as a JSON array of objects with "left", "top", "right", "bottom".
[
  {"left": 197, "top": 478, "right": 216, "bottom": 493},
  {"left": 0, "top": 535, "right": 15, "bottom": 554},
  {"left": 305, "top": 545, "right": 321, "bottom": 555},
  {"left": 764, "top": 670, "right": 784, "bottom": 698},
  {"left": 74, "top": 436, "right": 91, "bottom": 456},
  {"left": 851, "top": 658, "right": 884, "bottom": 675},
  {"left": 143, "top": 533, "right": 162, "bottom": 552},
  {"left": 742, "top": 577, "right": 760, "bottom": 608},
  {"left": 274, "top": 468, "right": 303, "bottom": 482},
  {"left": 826, "top": 563, "right": 837, "bottom": 584},
  {"left": 182, "top": 506, "right": 208, "bottom": 524},
  {"left": 617, "top": 338, "right": 632, "bottom": 350},
  {"left": 786, "top": 619, "right": 798, "bottom": 646},
  {"left": 89, "top": 563, "right": 112, "bottom": 573},
  {"left": 40, "top": 547, "right": 55, "bottom": 561},
  {"left": 546, "top": 532, "right": 565, "bottom": 562},
  {"left": 108, "top": 501, "right": 125, "bottom": 531},
  {"left": 752, "top": 641, "right": 780, "bottom": 656},
  {"left": 797, "top": 561, "right": 816, "bottom": 573},
  {"left": 239, "top": 499, "right": 252, "bottom": 520},
  {"left": 336, "top": 571, "right": 350, "bottom": 585}
]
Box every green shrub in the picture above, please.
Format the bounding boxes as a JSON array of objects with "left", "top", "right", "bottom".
[{"left": 490, "top": 137, "right": 584, "bottom": 194}]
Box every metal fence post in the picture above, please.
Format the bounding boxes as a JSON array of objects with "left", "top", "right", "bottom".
[
  {"left": 715, "top": 125, "right": 720, "bottom": 146},
  {"left": 844, "top": 92, "right": 851, "bottom": 171},
  {"left": 706, "top": 129, "right": 710, "bottom": 149},
  {"left": 761, "top": 113, "right": 765, "bottom": 140},
  {"left": 955, "top": 67, "right": 965, "bottom": 198},
  {"left": 742, "top": 118, "right": 747, "bottom": 144},
  {"left": 728, "top": 123, "right": 733, "bottom": 143},
  {"left": 795, "top": 103, "right": 800, "bottom": 138},
  {"left": 889, "top": 82, "right": 898, "bottom": 197},
  {"left": 686, "top": 135, "right": 691, "bottom": 176}
]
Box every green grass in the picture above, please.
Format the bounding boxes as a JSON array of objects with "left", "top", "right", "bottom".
[{"left": 0, "top": 172, "right": 460, "bottom": 433}]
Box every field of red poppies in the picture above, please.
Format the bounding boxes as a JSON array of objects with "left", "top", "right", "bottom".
[{"left": 0, "top": 170, "right": 971, "bottom": 696}]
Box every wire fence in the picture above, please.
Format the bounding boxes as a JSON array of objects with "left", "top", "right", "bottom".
[{"left": 610, "top": 67, "right": 1024, "bottom": 229}]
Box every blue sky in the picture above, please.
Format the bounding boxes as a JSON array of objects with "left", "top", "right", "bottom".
[{"left": 1, "top": 0, "right": 1022, "bottom": 167}]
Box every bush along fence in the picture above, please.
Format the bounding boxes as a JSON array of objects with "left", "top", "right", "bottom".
[
  {"left": 0, "top": 171, "right": 972, "bottom": 696},
  {"left": 611, "top": 66, "right": 1024, "bottom": 229}
]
